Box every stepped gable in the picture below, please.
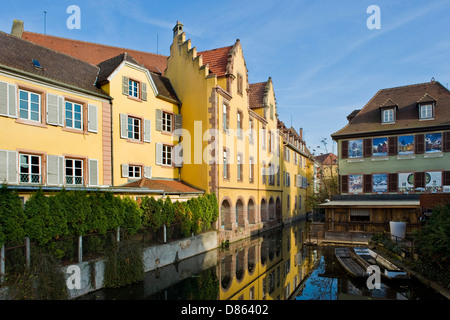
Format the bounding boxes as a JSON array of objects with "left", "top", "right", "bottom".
[
  {"left": 0, "top": 31, "right": 107, "bottom": 97},
  {"left": 22, "top": 31, "right": 167, "bottom": 75}
]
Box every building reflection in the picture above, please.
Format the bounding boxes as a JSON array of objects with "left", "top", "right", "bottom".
[{"left": 217, "top": 221, "right": 319, "bottom": 300}]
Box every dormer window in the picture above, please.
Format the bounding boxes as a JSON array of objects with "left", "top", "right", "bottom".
[
  {"left": 419, "top": 103, "right": 434, "bottom": 120},
  {"left": 382, "top": 108, "right": 395, "bottom": 123}
]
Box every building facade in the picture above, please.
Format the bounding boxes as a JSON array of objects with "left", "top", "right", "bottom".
[{"left": 323, "top": 81, "right": 450, "bottom": 235}]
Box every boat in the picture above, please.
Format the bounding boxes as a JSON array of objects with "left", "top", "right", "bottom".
[
  {"left": 334, "top": 248, "right": 369, "bottom": 279},
  {"left": 353, "top": 247, "right": 410, "bottom": 280}
]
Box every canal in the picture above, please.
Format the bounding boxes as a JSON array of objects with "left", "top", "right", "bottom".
[{"left": 79, "top": 220, "right": 446, "bottom": 301}]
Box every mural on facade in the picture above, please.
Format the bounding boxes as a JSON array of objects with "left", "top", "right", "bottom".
[
  {"left": 372, "top": 137, "right": 388, "bottom": 157},
  {"left": 425, "top": 171, "right": 442, "bottom": 192},
  {"left": 425, "top": 133, "right": 442, "bottom": 153},
  {"left": 348, "top": 139, "right": 363, "bottom": 158},
  {"left": 398, "top": 172, "right": 414, "bottom": 192},
  {"left": 372, "top": 173, "right": 388, "bottom": 193},
  {"left": 349, "top": 174, "right": 363, "bottom": 193},
  {"left": 398, "top": 135, "right": 414, "bottom": 155}
]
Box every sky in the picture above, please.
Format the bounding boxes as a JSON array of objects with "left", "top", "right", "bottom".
[{"left": 2, "top": 0, "right": 450, "bottom": 156}]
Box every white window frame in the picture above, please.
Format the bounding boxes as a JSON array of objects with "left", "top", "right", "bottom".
[
  {"left": 162, "top": 145, "right": 172, "bottom": 166},
  {"left": 128, "top": 116, "right": 141, "bottom": 141},
  {"left": 128, "top": 79, "right": 140, "bottom": 98},
  {"left": 19, "top": 89, "right": 41, "bottom": 122},
  {"left": 128, "top": 165, "right": 142, "bottom": 178},
  {"left": 65, "top": 158, "right": 84, "bottom": 185},
  {"left": 382, "top": 108, "right": 394, "bottom": 123},
  {"left": 65, "top": 101, "right": 83, "bottom": 130},
  {"left": 19, "top": 154, "right": 41, "bottom": 184},
  {"left": 420, "top": 104, "right": 433, "bottom": 119},
  {"left": 162, "top": 112, "right": 173, "bottom": 133}
]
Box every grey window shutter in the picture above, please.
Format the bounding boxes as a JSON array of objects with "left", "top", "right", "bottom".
[
  {"left": 173, "top": 144, "right": 183, "bottom": 167},
  {"left": 122, "top": 76, "right": 129, "bottom": 95},
  {"left": 47, "top": 93, "right": 63, "bottom": 126},
  {"left": 8, "top": 84, "right": 17, "bottom": 118},
  {"left": 156, "top": 143, "right": 163, "bottom": 165},
  {"left": 89, "top": 159, "right": 99, "bottom": 186},
  {"left": 141, "top": 83, "right": 147, "bottom": 101},
  {"left": 47, "top": 155, "right": 64, "bottom": 186},
  {"left": 7, "top": 151, "right": 18, "bottom": 184},
  {"left": 143, "top": 119, "right": 151, "bottom": 142},
  {"left": 120, "top": 114, "right": 128, "bottom": 139},
  {"left": 121, "top": 164, "right": 129, "bottom": 178},
  {"left": 175, "top": 114, "right": 182, "bottom": 132},
  {"left": 144, "top": 166, "right": 152, "bottom": 179},
  {"left": 0, "top": 150, "right": 7, "bottom": 183},
  {"left": 0, "top": 82, "right": 7, "bottom": 116},
  {"left": 88, "top": 104, "right": 98, "bottom": 133},
  {"left": 155, "top": 109, "right": 162, "bottom": 131}
]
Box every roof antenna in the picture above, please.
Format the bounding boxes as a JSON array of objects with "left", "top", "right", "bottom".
[
  {"left": 157, "top": 33, "right": 159, "bottom": 54},
  {"left": 44, "top": 11, "right": 47, "bottom": 35}
]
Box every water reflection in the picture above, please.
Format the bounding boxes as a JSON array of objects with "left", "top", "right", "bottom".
[{"left": 80, "top": 221, "right": 445, "bottom": 300}]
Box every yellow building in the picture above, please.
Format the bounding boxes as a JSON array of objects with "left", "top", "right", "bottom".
[{"left": 0, "top": 31, "right": 111, "bottom": 197}]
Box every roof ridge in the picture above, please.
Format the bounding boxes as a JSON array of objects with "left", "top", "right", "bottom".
[
  {"left": 197, "top": 45, "right": 233, "bottom": 54},
  {"left": 22, "top": 31, "right": 168, "bottom": 58}
]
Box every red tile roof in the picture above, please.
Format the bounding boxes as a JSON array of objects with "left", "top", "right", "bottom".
[
  {"left": 198, "top": 46, "right": 233, "bottom": 77},
  {"left": 314, "top": 153, "right": 338, "bottom": 165},
  {"left": 22, "top": 31, "right": 167, "bottom": 74},
  {"left": 123, "top": 179, "right": 204, "bottom": 194},
  {"left": 249, "top": 81, "right": 267, "bottom": 109}
]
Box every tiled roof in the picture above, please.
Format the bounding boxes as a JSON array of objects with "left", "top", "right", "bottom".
[
  {"left": 22, "top": 31, "right": 167, "bottom": 75},
  {"left": 0, "top": 31, "right": 108, "bottom": 97},
  {"left": 123, "top": 179, "right": 204, "bottom": 194},
  {"left": 332, "top": 81, "right": 450, "bottom": 138},
  {"left": 249, "top": 81, "right": 267, "bottom": 109},
  {"left": 150, "top": 72, "right": 180, "bottom": 103},
  {"left": 198, "top": 46, "right": 233, "bottom": 77},
  {"left": 314, "top": 153, "right": 338, "bottom": 165}
]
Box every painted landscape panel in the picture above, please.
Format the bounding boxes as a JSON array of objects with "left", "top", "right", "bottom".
[
  {"left": 372, "top": 137, "right": 388, "bottom": 156},
  {"left": 398, "top": 135, "right": 414, "bottom": 155},
  {"left": 373, "top": 173, "right": 388, "bottom": 193},
  {"left": 348, "top": 139, "right": 363, "bottom": 158},
  {"left": 425, "top": 133, "right": 442, "bottom": 153},
  {"left": 349, "top": 174, "right": 363, "bottom": 193}
]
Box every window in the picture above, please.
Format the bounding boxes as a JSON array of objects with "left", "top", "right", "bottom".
[
  {"left": 237, "top": 73, "right": 243, "bottom": 95},
  {"left": 382, "top": 108, "right": 394, "bottom": 123},
  {"left": 249, "top": 119, "right": 254, "bottom": 144},
  {"left": 223, "top": 104, "right": 228, "bottom": 131},
  {"left": 65, "top": 159, "right": 83, "bottom": 185},
  {"left": 128, "top": 79, "right": 139, "bottom": 98},
  {"left": 237, "top": 154, "right": 243, "bottom": 181},
  {"left": 262, "top": 126, "right": 266, "bottom": 150},
  {"left": 249, "top": 157, "right": 254, "bottom": 183},
  {"left": 19, "top": 154, "right": 41, "bottom": 184},
  {"left": 162, "top": 112, "right": 173, "bottom": 132},
  {"left": 420, "top": 104, "right": 433, "bottom": 119},
  {"left": 19, "top": 90, "right": 40, "bottom": 122},
  {"left": 237, "top": 111, "right": 243, "bottom": 139},
  {"left": 128, "top": 165, "right": 141, "bottom": 178},
  {"left": 128, "top": 117, "right": 141, "bottom": 140},
  {"left": 223, "top": 149, "right": 229, "bottom": 179},
  {"left": 65, "top": 101, "right": 83, "bottom": 130},
  {"left": 162, "top": 145, "right": 172, "bottom": 166}
]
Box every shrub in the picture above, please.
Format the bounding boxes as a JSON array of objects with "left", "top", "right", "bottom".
[{"left": 0, "top": 185, "right": 26, "bottom": 244}]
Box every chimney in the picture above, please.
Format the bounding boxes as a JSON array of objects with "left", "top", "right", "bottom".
[
  {"left": 11, "top": 19, "right": 24, "bottom": 38},
  {"left": 299, "top": 128, "right": 303, "bottom": 141},
  {"left": 173, "top": 21, "right": 184, "bottom": 38}
]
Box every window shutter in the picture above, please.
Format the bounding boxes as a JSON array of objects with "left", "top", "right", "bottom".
[
  {"left": 155, "top": 109, "right": 162, "bottom": 131},
  {"left": 8, "top": 84, "right": 17, "bottom": 118},
  {"left": 363, "top": 174, "right": 372, "bottom": 193},
  {"left": 89, "top": 159, "right": 99, "bottom": 186},
  {"left": 88, "top": 104, "right": 98, "bottom": 133},
  {"left": 363, "top": 139, "right": 372, "bottom": 157},
  {"left": 156, "top": 143, "right": 163, "bottom": 165},
  {"left": 388, "top": 173, "right": 398, "bottom": 192},
  {"left": 47, "top": 155, "right": 64, "bottom": 186},
  {"left": 388, "top": 136, "right": 398, "bottom": 156},
  {"left": 175, "top": 114, "right": 182, "bottom": 132},
  {"left": 341, "top": 141, "right": 349, "bottom": 159},
  {"left": 173, "top": 144, "right": 183, "bottom": 167},
  {"left": 122, "top": 76, "right": 129, "bottom": 95},
  {"left": 341, "top": 175, "right": 349, "bottom": 193},
  {"left": 143, "top": 119, "right": 151, "bottom": 143},
  {"left": 415, "top": 134, "right": 425, "bottom": 154},
  {"left": 121, "top": 164, "right": 129, "bottom": 178},
  {"left": 0, "top": 82, "right": 8, "bottom": 116},
  {"left": 443, "top": 171, "right": 450, "bottom": 186},
  {"left": 414, "top": 172, "right": 425, "bottom": 188},
  {"left": 47, "top": 93, "right": 64, "bottom": 126},
  {"left": 443, "top": 132, "right": 450, "bottom": 152},
  {"left": 7, "top": 151, "right": 18, "bottom": 184},
  {"left": 120, "top": 114, "right": 128, "bottom": 139},
  {"left": 144, "top": 166, "right": 152, "bottom": 179},
  {"left": 0, "top": 150, "right": 7, "bottom": 182},
  {"left": 141, "top": 83, "right": 147, "bottom": 101}
]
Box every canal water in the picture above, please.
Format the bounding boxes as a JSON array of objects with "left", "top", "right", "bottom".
[{"left": 79, "top": 220, "right": 446, "bottom": 301}]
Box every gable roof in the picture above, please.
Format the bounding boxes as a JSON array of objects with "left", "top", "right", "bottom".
[
  {"left": 122, "top": 178, "right": 204, "bottom": 195},
  {"left": 22, "top": 31, "right": 167, "bottom": 75},
  {"left": 198, "top": 46, "right": 233, "bottom": 77},
  {"left": 332, "top": 81, "right": 450, "bottom": 139},
  {"left": 97, "top": 52, "right": 144, "bottom": 84},
  {"left": 249, "top": 81, "right": 267, "bottom": 109},
  {"left": 0, "top": 31, "right": 108, "bottom": 97},
  {"left": 314, "top": 153, "right": 338, "bottom": 165}
]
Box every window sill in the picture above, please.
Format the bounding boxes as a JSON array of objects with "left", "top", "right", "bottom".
[
  {"left": 63, "top": 127, "right": 87, "bottom": 135},
  {"left": 424, "top": 153, "right": 443, "bottom": 158},
  {"left": 125, "top": 138, "right": 144, "bottom": 144},
  {"left": 347, "top": 158, "right": 364, "bottom": 163},
  {"left": 15, "top": 118, "right": 47, "bottom": 128},
  {"left": 370, "top": 157, "right": 389, "bottom": 161},
  {"left": 397, "top": 155, "right": 415, "bottom": 160},
  {"left": 127, "top": 96, "right": 143, "bottom": 103}
]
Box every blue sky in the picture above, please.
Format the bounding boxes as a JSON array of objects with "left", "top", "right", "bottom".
[{"left": 2, "top": 0, "right": 450, "bottom": 156}]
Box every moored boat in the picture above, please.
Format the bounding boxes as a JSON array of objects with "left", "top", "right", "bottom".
[
  {"left": 335, "top": 248, "right": 369, "bottom": 279},
  {"left": 353, "top": 247, "right": 410, "bottom": 280}
]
